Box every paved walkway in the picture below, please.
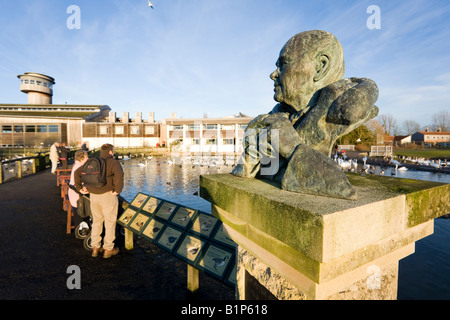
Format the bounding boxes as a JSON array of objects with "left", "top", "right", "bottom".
[{"left": 0, "top": 169, "right": 235, "bottom": 300}]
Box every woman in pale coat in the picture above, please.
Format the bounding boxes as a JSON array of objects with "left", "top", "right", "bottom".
[
  {"left": 68, "top": 150, "right": 88, "bottom": 208},
  {"left": 50, "top": 142, "right": 60, "bottom": 174}
]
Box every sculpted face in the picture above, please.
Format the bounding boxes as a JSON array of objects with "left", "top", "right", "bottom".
[
  {"left": 270, "top": 31, "right": 345, "bottom": 112},
  {"left": 270, "top": 42, "right": 316, "bottom": 111}
]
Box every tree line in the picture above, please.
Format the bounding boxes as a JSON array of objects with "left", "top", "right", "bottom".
[
  {"left": 339, "top": 109, "right": 449, "bottom": 147},
  {"left": 375, "top": 109, "right": 449, "bottom": 136}
]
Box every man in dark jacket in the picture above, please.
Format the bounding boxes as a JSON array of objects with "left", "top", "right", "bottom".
[
  {"left": 58, "top": 142, "right": 70, "bottom": 169},
  {"left": 74, "top": 143, "right": 124, "bottom": 258}
]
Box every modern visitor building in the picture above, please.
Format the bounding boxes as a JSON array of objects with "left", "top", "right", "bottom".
[
  {"left": 0, "top": 72, "right": 110, "bottom": 148},
  {"left": 82, "top": 112, "right": 161, "bottom": 149},
  {"left": 162, "top": 112, "right": 252, "bottom": 154},
  {"left": 0, "top": 72, "right": 253, "bottom": 152}
]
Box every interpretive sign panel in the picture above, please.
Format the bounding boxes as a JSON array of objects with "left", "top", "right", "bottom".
[
  {"left": 224, "top": 263, "right": 237, "bottom": 287},
  {"left": 197, "top": 243, "right": 234, "bottom": 279},
  {"left": 141, "top": 196, "right": 161, "bottom": 215},
  {"left": 122, "top": 192, "right": 237, "bottom": 288},
  {"left": 117, "top": 207, "right": 138, "bottom": 227},
  {"left": 129, "top": 213, "right": 150, "bottom": 233},
  {"left": 140, "top": 218, "right": 165, "bottom": 241},
  {"left": 130, "top": 192, "right": 149, "bottom": 210},
  {"left": 189, "top": 212, "right": 219, "bottom": 238},
  {"left": 212, "top": 224, "right": 237, "bottom": 249},
  {"left": 169, "top": 206, "right": 198, "bottom": 229},
  {"left": 156, "top": 226, "right": 183, "bottom": 252},
  {"left": 175, "top": 233, "right": 206, "bottom": 264},
  {"left": 155, "top": 201, "right": 178, "bottom": 221}
]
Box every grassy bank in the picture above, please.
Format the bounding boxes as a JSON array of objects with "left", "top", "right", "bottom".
[{"left": 394, "top": 148, "right": 450, "bottom": 160}]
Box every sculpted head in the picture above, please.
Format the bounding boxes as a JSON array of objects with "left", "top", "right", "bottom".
[{"left": 270, "top": 30, "right": 345, "bottom": 112}]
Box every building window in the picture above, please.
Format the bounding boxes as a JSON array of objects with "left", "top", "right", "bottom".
[
  {"left": 26, "top": 125, "right": 36, "bottom": 133},
  {"left": 192, "top": 139, "right": 200, "bottom": 145},
  {"left": 173, "top": 125, "right": 183, "bottom": 130},
  {"left": 130, "top": 126, "right": 139, "bottom": 135},
  {"left": 99, "top": 126, "right": 109, "bottom": 134},
  {"left": 30, "top": 80, "right": 35, "bottom": 84},
  {"left": 37, "top": 125, "right": 47, "bottom": 133},
  {"left": 188, "top": 124, "right": 201, "bottom": 130},
  {"left": 239, "top": 124, "right": 247, "bottom": 130},
  {"left": 145, "top": 126, "right": 155, "bottom": 135},
  {"left": 221, "top": 124, "right": 235, "bottom": 130},
  {"left": 223, "top": 139, "right": 234, "bottom": 145},
  {"left": 48, "top": 125, "right": 59, "bottom": 133},
  {"left": 115, "top": 126, "right": 124, "bottom": 135},
  {"left": 14, "top": 125, "right": 24, "bottom": 133},
  {"left": 2, "top": 125, "right": 12, "bottom": 133},
  {"left": 203, "top": 124, "right": 218, "bottom": 130},
  {"left": 205, "top": 138, "right": 216, "bottom": 145}
]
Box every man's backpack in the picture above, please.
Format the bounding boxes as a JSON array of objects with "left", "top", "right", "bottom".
[{"left": 80, "top": 157, "right": 107, "bottom": 188}]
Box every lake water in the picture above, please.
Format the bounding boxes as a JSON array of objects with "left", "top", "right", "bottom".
[{"left": 121, "top": 156, "right": 450, "bottom": 300}]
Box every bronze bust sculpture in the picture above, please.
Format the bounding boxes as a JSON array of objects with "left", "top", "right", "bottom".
[{"left": 232, "top": 30, "right": 379, "bottom": 200}]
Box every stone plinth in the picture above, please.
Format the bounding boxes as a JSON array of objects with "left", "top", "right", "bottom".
[{"left": 200, "top": 173, "right": 450, "bottom": 300}]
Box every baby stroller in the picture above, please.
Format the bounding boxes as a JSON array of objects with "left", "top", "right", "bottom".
[
  {"left": 70, "top": 185, "right": 126, "bottom": 251},
  {"left": 69, "top": 185, "right": 93, "bottom": 250}
]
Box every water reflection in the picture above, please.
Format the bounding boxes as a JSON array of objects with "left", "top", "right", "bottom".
[
  {"left": 359, "top": 165, "right": 450, "bottom": 184},
  {"left": 121, "top": 156, "right": 232, "bottom": 212}
]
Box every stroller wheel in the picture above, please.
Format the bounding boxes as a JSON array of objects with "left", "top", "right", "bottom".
[
  {"left": 83, "top": 232, "right": 93, "bottom": 251},
  {"left": 75, "top": 222, "right": 90, "bottom": 239}
]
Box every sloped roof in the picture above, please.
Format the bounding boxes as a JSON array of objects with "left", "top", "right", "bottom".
[{"left": 417, "top": 131, "right": 450, "bottom": 135}]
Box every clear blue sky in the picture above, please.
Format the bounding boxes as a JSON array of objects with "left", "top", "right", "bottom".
[{"left": 1, "top": 0, "right": 449, "bottom": 129}]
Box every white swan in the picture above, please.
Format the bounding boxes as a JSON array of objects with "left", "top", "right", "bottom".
[
  {"left": 138, "top": 161, "right": 148, "bottom": 167},
  {"left": 395, "top": 164, "right": 408, "bottom": 171},
  {"left": 337, "top": 158, "right": 351, "bottom": 170}
]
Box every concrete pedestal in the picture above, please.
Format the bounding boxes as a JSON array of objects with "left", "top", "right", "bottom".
[{"left": 200, "top": 173, "right": 449, "bottom": 300}]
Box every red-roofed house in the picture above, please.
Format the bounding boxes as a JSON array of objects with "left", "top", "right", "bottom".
[{"left": 411, "top": 128, "right": 450, "bottom": 146}]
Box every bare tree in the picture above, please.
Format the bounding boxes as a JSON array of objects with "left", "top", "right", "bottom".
[
  {"left": 431, "top": 110, "right": 450, "bottom": 131},
  {"left": 403, "top": 120, "right": 421, "bottom": 135},
  {"left": 377, "top": 114, "right": 397, "bottom": 135}
]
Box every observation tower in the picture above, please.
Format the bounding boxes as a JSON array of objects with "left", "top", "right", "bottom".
[{"left": 17, "top": 72, "right": 55, "bottom": 104}]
